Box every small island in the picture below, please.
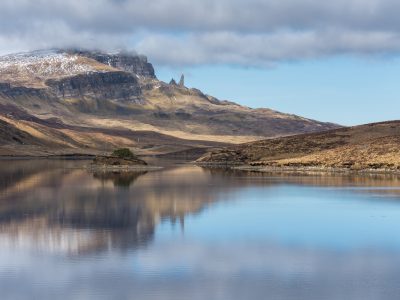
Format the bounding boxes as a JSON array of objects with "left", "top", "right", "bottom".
[{"left": 89, "top": 148, "right": 159, "bottom": 171}]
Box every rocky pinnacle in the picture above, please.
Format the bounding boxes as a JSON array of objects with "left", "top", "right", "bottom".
[{"left": 179, "top": 74, "right": 185, "bottom": 87}]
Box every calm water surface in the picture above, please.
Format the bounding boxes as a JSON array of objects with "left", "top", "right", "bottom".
[{"left": 1, "top": 160, "right": 400, "bottom": 299}]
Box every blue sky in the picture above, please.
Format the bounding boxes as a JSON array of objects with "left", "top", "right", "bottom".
[{"left": 157, "top": 56, "right": 400, "bottom": 126}]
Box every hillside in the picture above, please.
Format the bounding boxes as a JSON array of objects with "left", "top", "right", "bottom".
[
  {"left": 197, "top": 121, "right": 400, "bottom": 171},
  {"left": 0, "top": 49, "right": 338, "bottom": 156}
]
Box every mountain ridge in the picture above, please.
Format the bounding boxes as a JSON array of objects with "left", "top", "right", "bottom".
[{"left": 0, "top": 49, "right": 339, "bottom": 157}]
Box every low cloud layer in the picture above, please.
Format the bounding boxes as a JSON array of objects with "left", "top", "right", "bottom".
[{"left": 2, "top": 0, "right": 400, "bottom": 66}]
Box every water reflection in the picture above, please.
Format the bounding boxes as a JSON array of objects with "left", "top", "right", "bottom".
[
  {"left": 203, "top": 167, "right": 400, "bottom": 197},
  {"left": 92, "top": 170, "right": 148, "bottom": 187},
  {"left": 0, "top": 161, "right": 242, "bottom": 254},
  {"left": 1, "top": 161, "right": 400, "bottom": 255},
  {"left": 1, "top": 160, "right": 400, "bottom": 299}
]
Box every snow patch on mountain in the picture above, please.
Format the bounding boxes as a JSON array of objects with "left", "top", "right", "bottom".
[{"left": 0, "top": 50, "right": 100, "bottom": 78}]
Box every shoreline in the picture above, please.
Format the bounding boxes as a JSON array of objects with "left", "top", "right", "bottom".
[
  {"left": 1, "top": 155, "right": 399, "bottom": 175},
  {"left": 0, "top": 154, "right": 164, "bottom": 171},
  {"left": 0, "top": 154, "right": 96, "bottom": 160},
  {"left": 195, "top": 163, "right": 400, "bottom": 176},
  {"left": 87, "top": 164, "right": 163, "bottom": 171}
]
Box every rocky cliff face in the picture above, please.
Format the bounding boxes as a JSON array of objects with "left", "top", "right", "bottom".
[
  {"left": 0, "top": 82, "right": 48, "bottom": 99},
  {"left": 46, "top": 71, "right": 142, "bottom": 102},
  {"left": 68, "top": 50, "right": 156, "bottom": 79}
]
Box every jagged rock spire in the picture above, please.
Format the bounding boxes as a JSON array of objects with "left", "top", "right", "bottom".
[
  {"left": 169, "top": 74, "right": 184, "bottom": 87},
  {"left": 179, "top": 74, "right": 185, "bottom": 87}
]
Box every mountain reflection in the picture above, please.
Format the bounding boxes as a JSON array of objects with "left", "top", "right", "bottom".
[
  {"left": 0, "top": 161, "right": 242, "bottom": 254},
  {"left": 1, "top": 160, "right": 400, "bottom": 255}
]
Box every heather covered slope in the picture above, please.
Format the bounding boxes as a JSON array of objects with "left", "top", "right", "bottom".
[
  {"left": 0, "top": 49, "right": 339, "bottom": 156},
  {"left": 197, "top": 121, "right": 400, "bottom": 171}
]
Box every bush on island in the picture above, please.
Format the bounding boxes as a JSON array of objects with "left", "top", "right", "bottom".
[{"left": 111, "top": 148, "right": 137, "bottom": 159}]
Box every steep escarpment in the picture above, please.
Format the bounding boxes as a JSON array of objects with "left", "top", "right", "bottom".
[
  {"left": 46, "top": 71, "right": 142, "bottom": 102},
  {"left": 0, "top": 82, "right": 48, "bottom": 99},
  {"left": 198, "top": 121, "right": 400, "bottom": 171}
]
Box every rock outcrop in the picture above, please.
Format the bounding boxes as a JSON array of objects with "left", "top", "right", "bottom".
[
  {"left": 179, "top": 74, "right": 185, "bottom": 87},
  {"left": 46, "top": 71, "right": 142, "bottom": 102},
  {"left": 0, "top": 83, "right": 48, "bottom": 98},
  {"left": 169, "top": 74, "right": 185, "bottom": 87},
  {"left": 68, "top": 50, "right": 156, "bottom": 79}
]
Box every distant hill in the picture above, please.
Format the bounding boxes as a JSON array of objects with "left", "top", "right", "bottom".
[
  {"left": 0, "top": 49, "right": 338, "bottom": 156},
  {"left": 197, "top": 121, "right": 400, "bottom": 171}
]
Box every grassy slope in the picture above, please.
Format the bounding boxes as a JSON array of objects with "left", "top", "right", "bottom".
[{"left": 0, "top": 107, "right": 228, "bottom": 156}]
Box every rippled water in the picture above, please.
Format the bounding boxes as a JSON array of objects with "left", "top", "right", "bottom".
[{"left": 1, "top": 160, "right": 400, "bottom": 299}]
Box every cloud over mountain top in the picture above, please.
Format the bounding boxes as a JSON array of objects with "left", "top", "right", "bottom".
[{"left": 2, "top": 0, "right": 400, "bottom": 66}]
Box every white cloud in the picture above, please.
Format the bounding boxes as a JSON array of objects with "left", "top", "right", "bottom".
[
  {"left": 1, "top": 0, "right": 400, "bottom": 66},
  {"left": 137, "top": 30, "right": 400, "bottom": 66}
]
